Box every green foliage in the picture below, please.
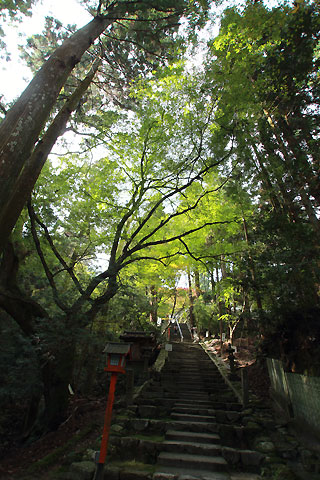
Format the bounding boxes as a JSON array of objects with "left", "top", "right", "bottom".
[
  {"left": 194, "top": 295, "right": 219, "bottom": 333},
  {"left": 105, "top": 284, "right": 153, "bottom": 332},
  {"left": 0, "top": 0, "right": 35, "bottom": 26},
  {"left": 0, "top": 0, "right": 37, "bottom": 58}
]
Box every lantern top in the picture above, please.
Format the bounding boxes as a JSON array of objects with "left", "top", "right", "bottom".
[{"left": 103, "top": 342, "right": 131, "bottom": 356}]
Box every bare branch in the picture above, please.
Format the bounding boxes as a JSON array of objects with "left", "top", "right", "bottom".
[
  {"left": 102, "top": 32, "right": 167, "bottom": 60},
  {"left": 121, "top": 250, "right": 182, "bottom": 268},
  {"left": 27, "top": 201, "right": 70, "bottom": 312},
  {"left": 124, "top": 149, "right": 234, "bottom": 257},
  {"left": 28, "top": 203, "right": 86, "bottom": 295},
  {"left": 179, "top": 238, "right": 207, "bottom": 269}
]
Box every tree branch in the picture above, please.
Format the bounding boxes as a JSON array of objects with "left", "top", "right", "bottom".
[
  {"left": 27, "top": 201, "right": 70, "bottom": 312},
  {"left": 30, "top": 206, "right": 86, "bottom": 295}
]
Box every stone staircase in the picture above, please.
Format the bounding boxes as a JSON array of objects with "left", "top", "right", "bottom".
[
  {"left": 64, "top": 324, "right": 319, "bottom": 480},
  {"left": 152, "top": 337, "right": 261, "bottom": 480}
]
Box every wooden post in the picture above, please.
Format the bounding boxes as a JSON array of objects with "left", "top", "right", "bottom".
[
  {"left": 94, "top": 372, "right": 118, "bottom": 480},
  {"left": 126, "top": 368, "right": 134, "bottom": 406},
  {"left": 241, "top": 366, "right": 249, "bottom": 407}
]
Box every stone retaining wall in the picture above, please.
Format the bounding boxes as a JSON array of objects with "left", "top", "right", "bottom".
[{"left": 267, "top": 358, "right": 320, "bottom": 439}]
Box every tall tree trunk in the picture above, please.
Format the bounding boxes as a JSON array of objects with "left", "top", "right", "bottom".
[
  {"left": 209, "top": 268, "right": 216, "bottom": 299},
  {"left": 263, "top": 109, "right": 320, "bottom": 235},
  {"left": 194, "top": 269, "right": 201, "bottom": 298},
  {"left": 215, "top": 266, "right": 224, "bottom": 354},
  {"left": 242, "top": 215, "right": 264, "bottom": 318},
  {"left": 0, "top": 242, "right": 48, "bottom": 335},
  {"left": 187, "top": 269, "right": 196, "bottom": 327},
  {"left": 0, "top": 56, "right": 101, "bottom": 253},
  {"left": 149, "top": 285, "right": 158, "bottom": 324},
  {"left": 278, "top": 116, "right": 320, "bottom": 206},
  {"left": 0, "top": 6, "right": 124, "bottom": 253},
  {"left": 170, "top": 286, "right": 177, "bottom": 319},
  {"left": 41, "top": 337, "right": 76, "bottom": 430},
  {"left": 249, "top": 140, "right": 282, "bottom": 212},
  {"left": 259, "top": 126, "right": 300, "bottom": 222},
  {"left": 220, "top": 255, "right": 227, "bottom": 279}
]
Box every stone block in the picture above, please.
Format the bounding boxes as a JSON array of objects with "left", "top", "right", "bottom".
[
  {"left": 138, "top": 405, "right": 158, "bottom": 418},
  {"left": 219, "top": 425, "right": 245, "bottom": 448},
  {"left": 226, "top": 411, "right": 241, "bottom": 423},
  {"left": 149, "top": 419, "right": 167, "bottom": 433},
  {"left": 132, "top": 419, "right": 149, "bottom": 431},
  {"left": 254, "top": 440, "right": 276, "bottom": 454},
  {"left": 216, "top": 410, "right": 227, "bottom": 423},
  {"left": 221, "top": 447, "right": 240, "bottom": 464},
  {"left": 177, "top": 475, "right": 198, "bottom": 480},
  {"left": 119, "top": 469, "right": 153, "bottom": 480},
  {"left": 153, "top": 473, "right": 176, "bottom": 480},
  {"left": 70, "top": 461, "right": 96, "bottom": 480},
  {"left": 121, "top": 436, "right": 140, "bottom": 452},
  {"left": 241, "top": 450, "right": 265, "bottom": 466},
  {"left": 81, "top": 449, "right": 96, "bottom": 461},
  {"left": 230, "top": 474, "right": 261, "bottom": 480},
  {"left": 111, "top": 424, "right": 124, "bottom": 434},
  {"left": 104, "top": 466, "right": 120, "bottom": 480}
]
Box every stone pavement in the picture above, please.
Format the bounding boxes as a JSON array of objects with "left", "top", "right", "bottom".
[{"left": 153, "top": 330, "right": 263, "bottom": 480}]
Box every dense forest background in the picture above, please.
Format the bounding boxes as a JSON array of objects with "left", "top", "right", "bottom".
[{"left": 0, "top": 0, "right": 319, "bottom": 445}]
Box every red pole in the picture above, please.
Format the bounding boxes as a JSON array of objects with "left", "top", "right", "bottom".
[
  {"left": 94, "top": 372, "right": 118, "bottom": 480},
  {"left": 99, "top": 372, "right": 118, "bottom": 463}
]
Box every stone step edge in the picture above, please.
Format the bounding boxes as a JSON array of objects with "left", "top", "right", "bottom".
[
  {"left": 165, "top": 429, "right": 220, "bottom": 440},
  {"left": 158, "top": 451, "right": 228, "bottom": 470}
]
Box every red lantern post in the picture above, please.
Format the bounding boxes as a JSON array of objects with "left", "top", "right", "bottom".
[{"left": 93, "top": 343, "right": 130, "bottom": 480}]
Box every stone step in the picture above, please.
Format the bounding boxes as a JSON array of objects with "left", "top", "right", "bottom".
[
  {"left": 173, "top": 401, "right": 213, "bottom": 409},
  {"left": 157, "top": 451, "right": 228, "bottom": 471},
  {"left": 175, "top": 394, "right": 211, "bottom": 401},
  {"left": 210, "top": 394, "right": 239, "bottom": 403},
  {"left": 172, "top": 406, "right": 216, "bottom": 416},
  {"left": 162, "top": 439, "right": 222, "bottom": 456},
  {"left": 163, "top": 392, "right": 211, "bottom": 401},
  {"left": 155, "top": 466, "right": 261, "bottom": 480},
  {"left": 168, "top": 420, "right": 219, "bottom": 433},
  {"left": 167, "top": 389, "right": 210, "bottom": 396},
  {"left": 176, "top": 374, "right": 222, "bottom": 380},
  {"left": 171, "top": 412, "right": 216, "bottom": 423},
  {"left": 165, "top": 429, "right": 221, "bottom": 444},
  {"left": 174, "top": 375, "right": 223, "bottom": 381},
  {"left": 174, "top": 401, "right": 241, "bottom": 411},
  {"left": 168, "top": 360, "right": 214, "bottom": 365},
  {"left": 175, "top": 360, "right": 217, "bottom": 364},
  {"left": 176, "top": 383, "right": 228, "bottom": 391},
  {"left": 211, "top": 402, "right": 242, "bottom": 411},
  {"left": 161, "top": 387, "right": 210, "bottom": 395}
]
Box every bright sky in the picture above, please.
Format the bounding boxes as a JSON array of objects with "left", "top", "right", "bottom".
[{"left": 1, "top": 0, "right": 92, "bottom": 103}]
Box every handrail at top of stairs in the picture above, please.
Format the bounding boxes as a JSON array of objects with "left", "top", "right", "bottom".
[
  {"left": 175, "top": 319, "right": 183, "bottom": 342},
  {"left": 200, "top": 342, "right": 248, "bottom": 407}
]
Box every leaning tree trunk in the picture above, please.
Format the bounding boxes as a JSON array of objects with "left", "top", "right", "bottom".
[
  {"left": 41, "top": 337, "right": 76, "bottom": 430},
  {"left": 0, "top": 57, "right": 101, "bottom": 253},
  {"left": 0, "top": 6, "right": 122, "bottom": 253}
]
